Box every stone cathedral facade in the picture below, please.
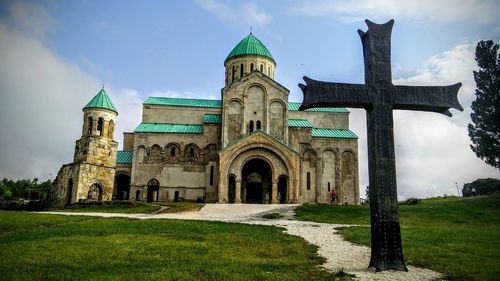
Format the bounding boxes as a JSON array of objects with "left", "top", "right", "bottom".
[{"left": 52, "top": 34, "right": 360, "bottom": 207}]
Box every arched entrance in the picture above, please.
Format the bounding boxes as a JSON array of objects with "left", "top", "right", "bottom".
[
  {"left": 66, "top": 179, "right": 73, "bottom": 205},
  {"left": 88, "top": 184, "right": 103, "bottom": 201},
  {"left": 114, "top": 174, "right": 130, "bottom": 200},
  {"left": 147, "top": 179, "right": 159, "bottom": 202},
  {"left": 242, "top": 158, "right": 272, "bottom": 204},
  {"left": 278, "top": 176, "right": 287, "bottom": 204}
]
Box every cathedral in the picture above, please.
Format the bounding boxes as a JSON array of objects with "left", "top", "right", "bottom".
[{"left": 51, "top": 34, "right": 360, "bottom": 207}]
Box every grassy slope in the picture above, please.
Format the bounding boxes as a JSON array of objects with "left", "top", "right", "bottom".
[
  {"left": 59, "top": 202, "right": 162, "bottom": 213},
  {"left": 0, "top": 212, "right": 350, "bottom": 281},
  {"left": 295, "top": 195, "right": 500, "bottom": 281}
]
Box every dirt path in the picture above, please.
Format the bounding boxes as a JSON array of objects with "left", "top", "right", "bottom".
[{"left": 40, "top": 204, "right": 441, "bottom": 281}]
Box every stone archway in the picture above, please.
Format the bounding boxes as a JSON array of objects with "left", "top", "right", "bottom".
[
  {"left": 242, "top": 158, "right": 272, "bottom": 204},
  {"left": 114, "top": 174, "right": 131, "bottom": 200}
]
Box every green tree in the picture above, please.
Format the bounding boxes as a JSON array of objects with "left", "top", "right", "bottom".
[{"left": 468, "top": 40, "right": 500, "bottom": 169}]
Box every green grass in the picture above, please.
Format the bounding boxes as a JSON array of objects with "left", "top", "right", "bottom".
[
  {"left": 57, "top": 202, "right": 162, "bottom": 214},
  {"left": 295, "top": 195, "right": 500, "bottom": 281},
  {"left": 0, "top": 211, "right": 351, "bottom": 281},
  {"left": 262, "top": 213, "right": 284, "bottom": 219}
]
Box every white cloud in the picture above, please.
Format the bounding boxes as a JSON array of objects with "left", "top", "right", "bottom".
[
  {"left": 293, "top": 0, "right": 500, "bottom": 24},
  {"left": 0, "top": 2, "right": 141, "bottom": 180},
  {"left": 196, "top": 0, "right": 271, "bottom": 28},
  {"left": 351, "top": 41, "right": 499, "bottom": 200}
]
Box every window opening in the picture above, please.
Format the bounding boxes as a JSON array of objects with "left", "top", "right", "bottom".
[
  {"left": 307, "top": 172, "right": 311, "bottom": 190},
  {"left": 210, "top": 166, "right": 214, "bottom": 186},
  {"left": 256, "top": 120, "right": 261, "bottom": 130},
  {"left": 249, "top": 121, "right": 254, "bottom": 133}
]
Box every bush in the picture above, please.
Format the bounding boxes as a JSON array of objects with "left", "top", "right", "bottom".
[
  {"left": 399, "top": 198, "right": 420, "bottom": 205},
  {"left": 462, "top": 178, "right": 500, "bottom": 197}
]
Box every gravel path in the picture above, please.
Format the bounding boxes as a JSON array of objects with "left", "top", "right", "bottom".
[{"left": 40, "top": 204, "right": 441, "bottom": 281}]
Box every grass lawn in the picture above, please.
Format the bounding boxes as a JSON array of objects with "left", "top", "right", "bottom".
[
  {"left": 295, "top": 195, "right": 500, "bottom": 281},
  {"left": 54, "top": 202, "right": 205, "bottom": 214},
  {"left": 0, "top": 211, "right": 350, "bottom": 281}
]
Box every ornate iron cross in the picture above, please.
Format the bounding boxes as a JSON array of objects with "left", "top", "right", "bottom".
[{"left": 299, "top": 19, "right": 463, "bottom": 271}]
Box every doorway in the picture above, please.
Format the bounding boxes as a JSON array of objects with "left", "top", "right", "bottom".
[
  {"left": 278, "top": 176, "right": 287, "bottom": 204},
  {"left": 242, "top": 158, "right": 271, "bottom": 204},
  {"left": 147, "top": 179, "right": 159, "bottom": 202}
]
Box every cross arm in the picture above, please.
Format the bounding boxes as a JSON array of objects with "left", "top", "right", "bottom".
[
  {"left": 298, "top": 76, "right": 371, "bottom": 110},
  {"left": 394, "top": 83, "right": 463, "bottom": 117}
]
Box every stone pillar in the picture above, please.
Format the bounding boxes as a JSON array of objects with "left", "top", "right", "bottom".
[
  {"left": 235, "top": 179, "right": 241, "bottom": 203},
  {"left": 271, "top": 180, "right": 278, "bottom": 204},
  {"left": 292, "top": 179, "right": 299, "bottom": 203},
  {"left": 316, "top": 157, "right": 322, "bottom": 203},
  {"left": 103, "top": 121, "right": 109, "bottom": 138},
  {"left": 218, "top": 177, "right": 226, "bottom": 203}
]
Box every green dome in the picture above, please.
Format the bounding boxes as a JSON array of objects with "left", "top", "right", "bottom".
[
  {"left": 225, "top": 34, "right": 274, "bottom": 63},
  {"left": 83, "top": 87, "right": 118, "bottom": 114}
]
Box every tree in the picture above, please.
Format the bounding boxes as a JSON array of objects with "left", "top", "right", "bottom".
[{"left": 468, "top": 40, "right": 500, "bottom": 169}]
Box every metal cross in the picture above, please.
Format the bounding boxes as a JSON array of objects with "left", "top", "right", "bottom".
[{"left": 299, "top": 19, "right": 463, "bottom": 271}]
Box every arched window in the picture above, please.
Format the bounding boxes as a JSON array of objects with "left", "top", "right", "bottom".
[
  {"left": 88, "top": 117, "right": 93, "bottom": 135},
  {"left": 260, "top": 64, "right": 263, "bottom": 72},
  {"left": 108, "top": 120, "right": 114, "bottom": 139},
  {"left": 88, "top": 184, "right": 103, "bottom": 201},
  {"left": 240, "top": 63, "right": 244, "bottom": 77},
  {"left": 249, "top": 121, "right": 254, "bottom": 133},
  {"left": 171, "top": 147, "right": 176, "bottom": 157},
  {"left": 232, "top": 65, "right": 236, "bottom": 82},
  {"left": 97, "top": 117, "right": 104, "bottom": 136},
  {"left": 250, "top": 63, "right": 254, "bottom": 72},
  {"left": 307, "top": 172, "right": 311, "bottom": 190},
  {"left": 256, "top": 120, "right": 261, "bottom": 130}
]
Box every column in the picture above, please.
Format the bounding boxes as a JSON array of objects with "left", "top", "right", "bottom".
[
  {"left": 235, "top": 179, "right": 241, "bottom": 203},
  {"left": 91, "top": 118, "right": 97, "bottom": 136},
  {"left": 271, "top": 180, "right": 278, "bottom": 204}
]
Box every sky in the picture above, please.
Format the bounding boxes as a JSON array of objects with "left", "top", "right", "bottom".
[{"left": 0, "top": 0, "right": 499, "bottom": 199}]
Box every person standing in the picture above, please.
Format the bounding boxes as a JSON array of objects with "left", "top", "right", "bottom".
[{"left": 330, "top": 190, "right": 337, "bottom": 205}]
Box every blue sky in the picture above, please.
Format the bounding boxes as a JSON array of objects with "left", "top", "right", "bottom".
[{"left": 0, "top": 0, "right": 499, "bottom": 199}]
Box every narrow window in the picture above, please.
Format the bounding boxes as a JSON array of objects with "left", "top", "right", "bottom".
[
  {"left": 232, "top": 65, "right": 236, "bottom": 82},
  {"left": 210, "top": 166, "right": 214, "bottom": 186},
  {"left": 97, "top": 118, "right": 104, "bottom": 136},
  {"left": 268, "top": 66, "right": 271, "bottom": 76},
  {"left": 170, "top": 147, "right": 176, "bottom": 157},
  {"left": 307, "top": 172, "right": 311, "bottom": 190},
  {"left": 250, "top": 63, "right": 254, "bottom": 72},
  {"left": 256, "top": 120, "right": 261, "bottom": 130},
  {"left": 249, "top": 121, "right": 254, "bottom": 133},
  {"left": 260, "top": 64, "right": 263, "bottom": 72},
  {"left": 87, "top": 117, "right": 93, "bottom": 135},
  {"left": 328, "top": 182, "right": 331, "bottom": 192},
  {"left": 190, "top": 148, "right": 195, "bottom": 158},
  {"left": 240, "top": 63, "right": 244, "bottom": 77}
]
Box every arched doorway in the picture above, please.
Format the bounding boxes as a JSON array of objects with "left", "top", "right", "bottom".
[
  {"left": 114, "top": 174, "right": 131, "bottom": 200},
  {"left": 147, "top": 179, "right": 159, "bottom": 202},
  {"left": 228, "top": 175, "right": 236, "bottom": 203},
  {"left": 66, "top": 179, "right": 73, "bottom": 205},
  {"left": 88, "top": 184, "right": 103, "bottom": 201},
  {"left": 242, "top": 158, "right": 272, "bottom": 204},
  {"left": 278, "top": 176, "right": 287, "bottom": 204}
]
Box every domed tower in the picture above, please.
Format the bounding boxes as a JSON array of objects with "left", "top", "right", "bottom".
[
  {"left": 52, "top": 87, "right": 119, "bottom": 207},
  {"left": 221, "top": 33, "right": 289, "bottom": 147},
  {"left": 224, "top": 33, "right": 276, "bottom": 86}
]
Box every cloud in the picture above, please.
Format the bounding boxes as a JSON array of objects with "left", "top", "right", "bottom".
[
  {"left": 0, "top": 2, "right": 141, "bottom": 180},
  {"left": 350, "top": 42, "right": 500, "bottom": 200},
  {"left": 292, "top": 0, "right": 500, "bottom": 24},
  {"left": 196, "top": 0, "right": 271, "bottom": 27}
]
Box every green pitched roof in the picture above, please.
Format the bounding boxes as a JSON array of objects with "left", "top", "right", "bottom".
[
  {"left": 311, "top": 128, "right": 358, "bottom": 139},
  {"left": 83, "top": 87, "right": 118, "bottom": 114},
  {"left": 144, "top": 97, "right": 222, "bottom": 108},
  {"left": 143, "top": 97, "right": 348, "bottom": 113},
  {"left": 225, "top": 34, "right": 274, "bottom": 63},
  {"left": 288, "top": 102, "right": 349, "bottom": 113},
  {"left": 134, "top": 123, "right": 203, "bottom": 134},
  {"left": 288, "top": 119, "right": 313, "bottom": 128},
  {"left": 117, "top": 150, "right": 133, "bottom": 164},
  {"left": 203, "top": 114, "right": 222, "bottom": 124}
]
